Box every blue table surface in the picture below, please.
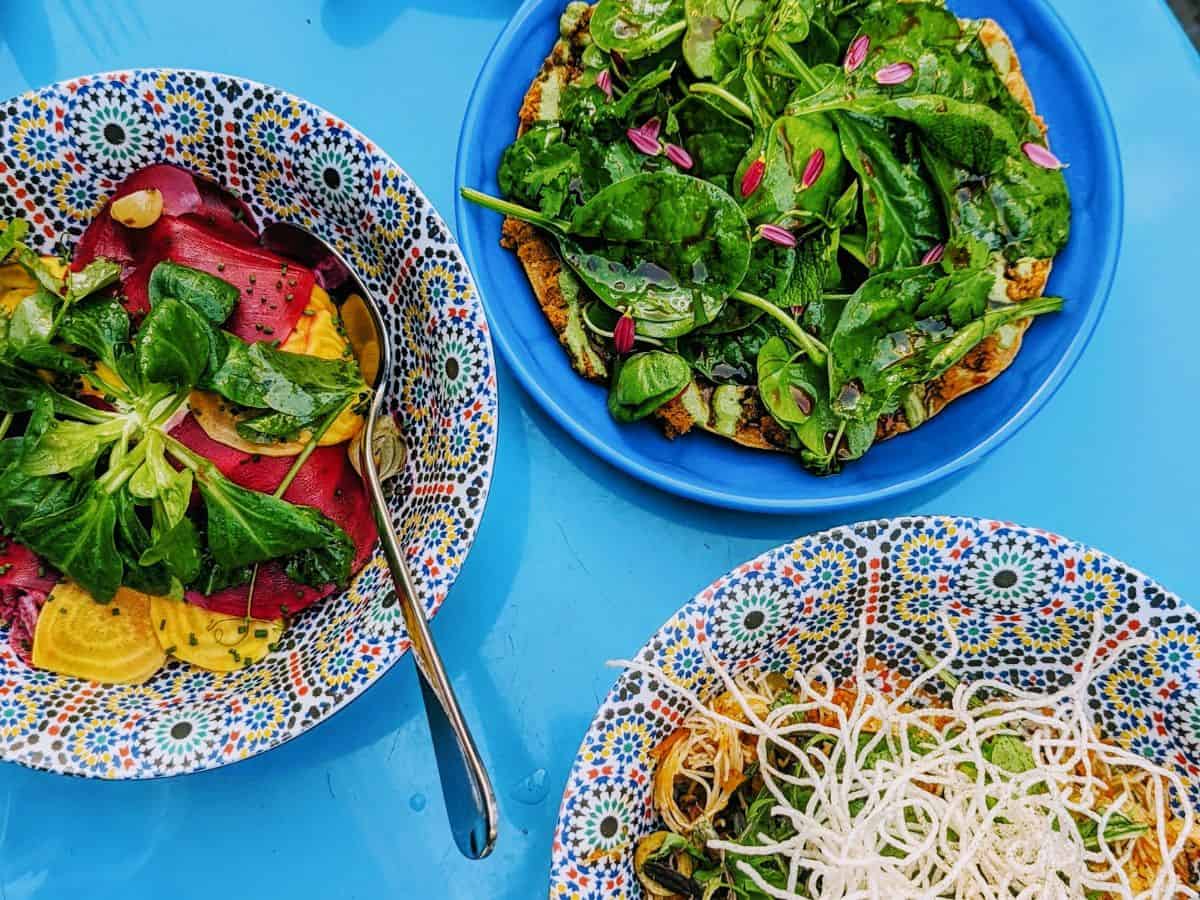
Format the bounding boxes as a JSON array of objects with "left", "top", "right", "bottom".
[{"left": 0, "top": 1, "right": 1196, "bottom": 897}]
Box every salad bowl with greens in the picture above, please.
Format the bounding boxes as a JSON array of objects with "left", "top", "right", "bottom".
[
  {"left": 0, "top": 71, "right": 497, "bottom": 778},
  {"left": 456, "top": 0, "right": 1121, "bottom": 511}
]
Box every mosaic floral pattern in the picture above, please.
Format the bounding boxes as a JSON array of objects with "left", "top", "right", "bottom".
[
  {"left": 0, "top": 70, "right": 497, "bottom": 779},
  {"left": 550, "top": 518, "right": 1200, "bottom": 899}
]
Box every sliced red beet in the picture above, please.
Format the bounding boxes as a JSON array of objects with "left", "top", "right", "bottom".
[
  {"left": 122, "top": 217, "right": 314, "bottom": 341},
  {"left": 0, "top": 538, "right": 58, "bottom": 595},
  {"left": 0, "top": 539, "right": 56, "bottom": 666},
  {"left": 171, "top": 416, "right": 377, "bottom": 619}
]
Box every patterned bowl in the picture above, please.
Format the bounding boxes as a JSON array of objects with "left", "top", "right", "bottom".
[
  {"left": 0, "top": 70, "right": 498, "bottom": 778},
  {"left": 549, "top": 517, "right": 1199, "bottom": 898}
]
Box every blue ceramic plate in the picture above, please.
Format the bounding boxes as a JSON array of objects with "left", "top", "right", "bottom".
[
  {"left": 455, "top": 0, "right": 1122, "bottom": 513},
  {"left": 549, "top": 517, "right": 1198, "bottom": 897}
]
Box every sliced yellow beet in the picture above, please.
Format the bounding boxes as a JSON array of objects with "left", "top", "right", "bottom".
[
  {"left": 0, "top": 257, "right": 68, "bottom": 312},
  {"left": 150, "top": 596, "right": 283, "bottom": 672},
  {"left": 339, "top": 293, "right": 380, "bottom": 385},
  {"left": 33, "top": 584, "right": 166, "bottom": 685}
]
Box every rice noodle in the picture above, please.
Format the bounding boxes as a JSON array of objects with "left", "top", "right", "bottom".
[{"left": 614, "top": 614, "right": 1200, "bottom": 899}]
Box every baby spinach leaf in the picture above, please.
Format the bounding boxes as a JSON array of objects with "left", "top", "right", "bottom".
[
  {"left": 136, "top": 297, "right": 220, "bottom": 388},
  {"left": 828, "top": 265, "right": 1063, "bottom": 425},
  {"left": 682, "top": 0, "right": 759, "bottom": 80},
  {"left": 790, "top": 88, "right": 1020, "bottom": 174},
  {"left": 59, "top": 297, "right": 131, "bottom": 369},
  {"left": 669, "top": 94, "right": 753, "bottom": 192},
  {"left": 756, "top": 335, "right": 818, "bottom": 428},
  {"left": 735, "top": 115, "right": 846, "bottom": 223},
  {"left": 607, "top": 350, "right": 691, "bottom": 422},
  {"left": 562, "top": 66, "right": 675, "bottom": 142},
  {"left": 498, "top": 125, "right": 582, "bottom": 219},
  {"left": 591, "top": 0, "right": 686, "bottom": 59},
  {"left": 680, "top": 315, "right": 783, "bottom": 384},
  {"left": 113, "top": 488, "right": 173, "bottom": 596},
  {"left": 204, "top": 334, "right": 367, "bottom": 424},
  {"left": 148, "top": 260, "right": 238, "bottom": 324},
  {"left": 128, "top": 431, "right": 193, "bottom": 528},
  {"left": 835, "top": 115, "right": 944, "bottom": 270},
  {"left": 21, "top": 483, "right": 122, "bottom": 602},
  {"left": 284, "top": 517, "right": 356, "bottom": 588},
  {"left": 192, "top": 461, "right": 334, "bottom": 570},
  {"left": 0, "top": 219, "right": 30, "bottom": 258},
  {"left": 923, "top": 148, "right": 1070, "bottom": 263},
  {"left": 139, "top": 515, "right": 202, "bottom": 586},
  {"left": 6, "top": 291, "right": 57, "bottom": 349}
]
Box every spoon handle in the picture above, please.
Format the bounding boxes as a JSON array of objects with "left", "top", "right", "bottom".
[{"left": 361, "top": 412, "right": 499, "bottom": 860}]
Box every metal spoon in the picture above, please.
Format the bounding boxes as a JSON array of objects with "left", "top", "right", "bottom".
[{"left": 263, "top": 223, "right": 499, "bottom": 859}]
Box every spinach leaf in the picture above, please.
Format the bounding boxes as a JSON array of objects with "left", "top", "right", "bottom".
[
  {"left": 191, "top": 460, "right": 335, "bottom": 570},
  {"left": 466, "top": 172, "right": 752, "bottom": 338},
  {"left": 498, "top": 125, "right": 582, "bottom": 219},
  {"left": 64, "top": 259, "right": 121, "bottom": 303},
  {"left": 561, "top": 66, "right": 675, "bottom": 142},
  {"left": 756, "top": 335, "right": 819, "bottom": 428},
  {"left": 20, "top": 483, "right": 122, "bottom": 602},
  {"left": 128, "top": 431, "right": 193, "bottom": 529},
  {"left": 923, "top": 147, "right": 1070, "bottom": 263},
  {"left": 790, "top": 88, "right": 1020, "bottom": 174},
  {"left": 6, "top": 290, "right": 56, "bottom": 349},
  {"left": 204, "top": 334, "right": 366, "bottom": 428},
  {"left": 0, "top": 219, "right": 30, "bottom": 258},
  {"left": 591, "top": 0, "right": 686, "bottom": 59},
  {"left": 284, "top": 517, "right": 356, "bottom": 588},
  {"left": 59, "top": 297, "right": 131, "bottom": 369},
  {"left": 148, "top": 260, "right": 238, "bottom": 324},
  {"left": 735, "top": 115, "right": 845, "bottom": 223},
  {"left": 140, "top": 517, "right": 201, "bottom": 586},
  {"left": 136, "top": 296, "right": 221, "bottom": 388},
  {"left": 682, "top": 0, "right": 762, "bottom": 80},
  {"left": 828, "top": 265, "right": 1063, "bottom": 426},
  {"left": 835, "top": 114, "right": 944, "bottom": 270},
  {"left": 669, "top": 94, "right": 753, "bottom": 193},
  {"left": 680, "top": 315, "right": 783, "bottom": 384},
  {"left": 608, "top": 350, "right": 691, "bottom": 422}
]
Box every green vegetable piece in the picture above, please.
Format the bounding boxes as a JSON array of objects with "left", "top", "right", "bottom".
[
  {"left": 735, "top": 115, "right": 845, "bottom": 223},
  {"left": 284, "top": 517, "right": 356, "bottom": 589},
  {"left": 136, "top": 297, "right": 219, "bottom": 387},
  {"left": 497, "top": 126, "right": 582, "bottom": 219},
  {"left": 191, "top": 462, "right": 335, "bottom": 570},
  {"left": 0, "top": 219, "right": 30, "bottom": 259},
  {"left": 607, "top": 350, "right": 691, "bottom": 422},
  {"left": 148, "top": 260, "right": 238, "bottom": 324},
  {"left": 591, "top": 0, "right": 686, "bottom": 59},
  {"left": 139, "top": 515, "right": 202, "bottom": 585},
  {"left": 681, "top": 0, "right": 756, "bottom": 80},
  {"left": 113, "top": 488, "right": 173, "bottom": 596},
  {"left": 669, "top": 95, "right": 753, "bottom": 192},
  {"left": 59, "top": 297, "right": 131, "bottom": 369},
  {"left": 128, "top": 432, "right": 193, "bottom": 528},
  {"left": 20, "top": 417, "right": 126, "bottom": 477},
  {"left": 6, "top": 291, "right": 57, "bottom": 349},
  {"left": 22, "top": 484, "right": 122, "bottom": 602},
  {"left": 1077, "top": 812, "right": 1151, "bottom": 851},
  {"left": 985, "top": 733, "right": 1036, "bottom": 775},
  {"left": 836, "top": 115, "right": 945, "bottom": 270},
  {"left": 64, "top": 259, "right": 120, "bottom": 303}
]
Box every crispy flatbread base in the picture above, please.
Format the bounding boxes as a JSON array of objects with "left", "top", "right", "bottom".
[{"left": 499, "top": 9, "right": 1054, "bottom": 452}]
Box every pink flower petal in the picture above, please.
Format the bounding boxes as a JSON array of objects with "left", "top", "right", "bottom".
[
  {"left": 627, "top": 127, "right": 661, "bottom": 157},
  {"left": 613, "top": 314, "right": 636, "bottom": 355},
  {"left": 1022, "top": 142, "right": 1064, "bottom": 170},
  {"left": 758, "top": 224, "right": 797, "bottom": 248},
  {"left": 800, "top": 148, "right": 826, "bottom": 190},
  {"left": 596, "top": 68, "right": 613, "bottom": 101},
  {"left": 741, "top": 158, "right": 766, "bottom": 198},
  {"left": 665, "top": 143, "right": 694, "bottom": 171},
  {"left": 844, "top": 35, "right": 870, "bottom": 73},
  {"left": 874, "top": 62, "right": 914, "bottom": 86},
  {"left": 921, "top": 243, "right": 945, "bottom": 266},
  {"left": 640, "top": 117, "right": 662, "bottom": 142}
]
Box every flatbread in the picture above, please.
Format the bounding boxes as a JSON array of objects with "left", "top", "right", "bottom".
[{"left": 499, "top": 7, "right": 1055, "bottom": 453}]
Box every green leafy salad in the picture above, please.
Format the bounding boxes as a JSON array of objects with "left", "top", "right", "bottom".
[{"left": 462, "top": 0, "right": 1071, "bottom": 473}]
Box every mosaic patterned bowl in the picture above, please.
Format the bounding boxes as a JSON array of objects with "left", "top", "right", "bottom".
[
  {"left": 0, "top": 70, "right": 498, "bottom": 778},
  {"left": 549, "top": 517, "right": 1199, "bottom": 899}
]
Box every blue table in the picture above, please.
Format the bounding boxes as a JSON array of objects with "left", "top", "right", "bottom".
[{"left": 0, "top": 1, "right": 1196, "bottom": 897}]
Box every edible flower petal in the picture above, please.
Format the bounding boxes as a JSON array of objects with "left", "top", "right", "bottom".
[
  {"left": 921, "top": 243, "right": 945, "bottom": 266},
  {"left": 613, "top": 313, "right": 636, "bottom": 355},
  {"left": 1022, "top": 142, "right": 1064, "bottom": 170},
  {"left": 758, "top": 224, "right": 797, "bottom": 248},
  {"left": 874, "top": 62, "right": 914, "bottom": 86},
  {"left": 596, "top": 68, "right": 613, "bottom": 101},
  {"left": 741, "top": 158, "right": 766, "bottom": 198},
  {"left": 801, "top": 149, "right": 826, "bottom": 190},
  {"left": 844, "top": 35, "right": 870, "bottom": 73},
  {"left": 665, "top": 144, "right": 694, "bottom": 171},
  {"left": 627, "top": 118, "right": 663, "bottom": 157}
]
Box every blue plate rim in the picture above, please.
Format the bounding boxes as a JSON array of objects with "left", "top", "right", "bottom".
[{"left": 454, "top": 0, "right": 1124, "bottom": 514}]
